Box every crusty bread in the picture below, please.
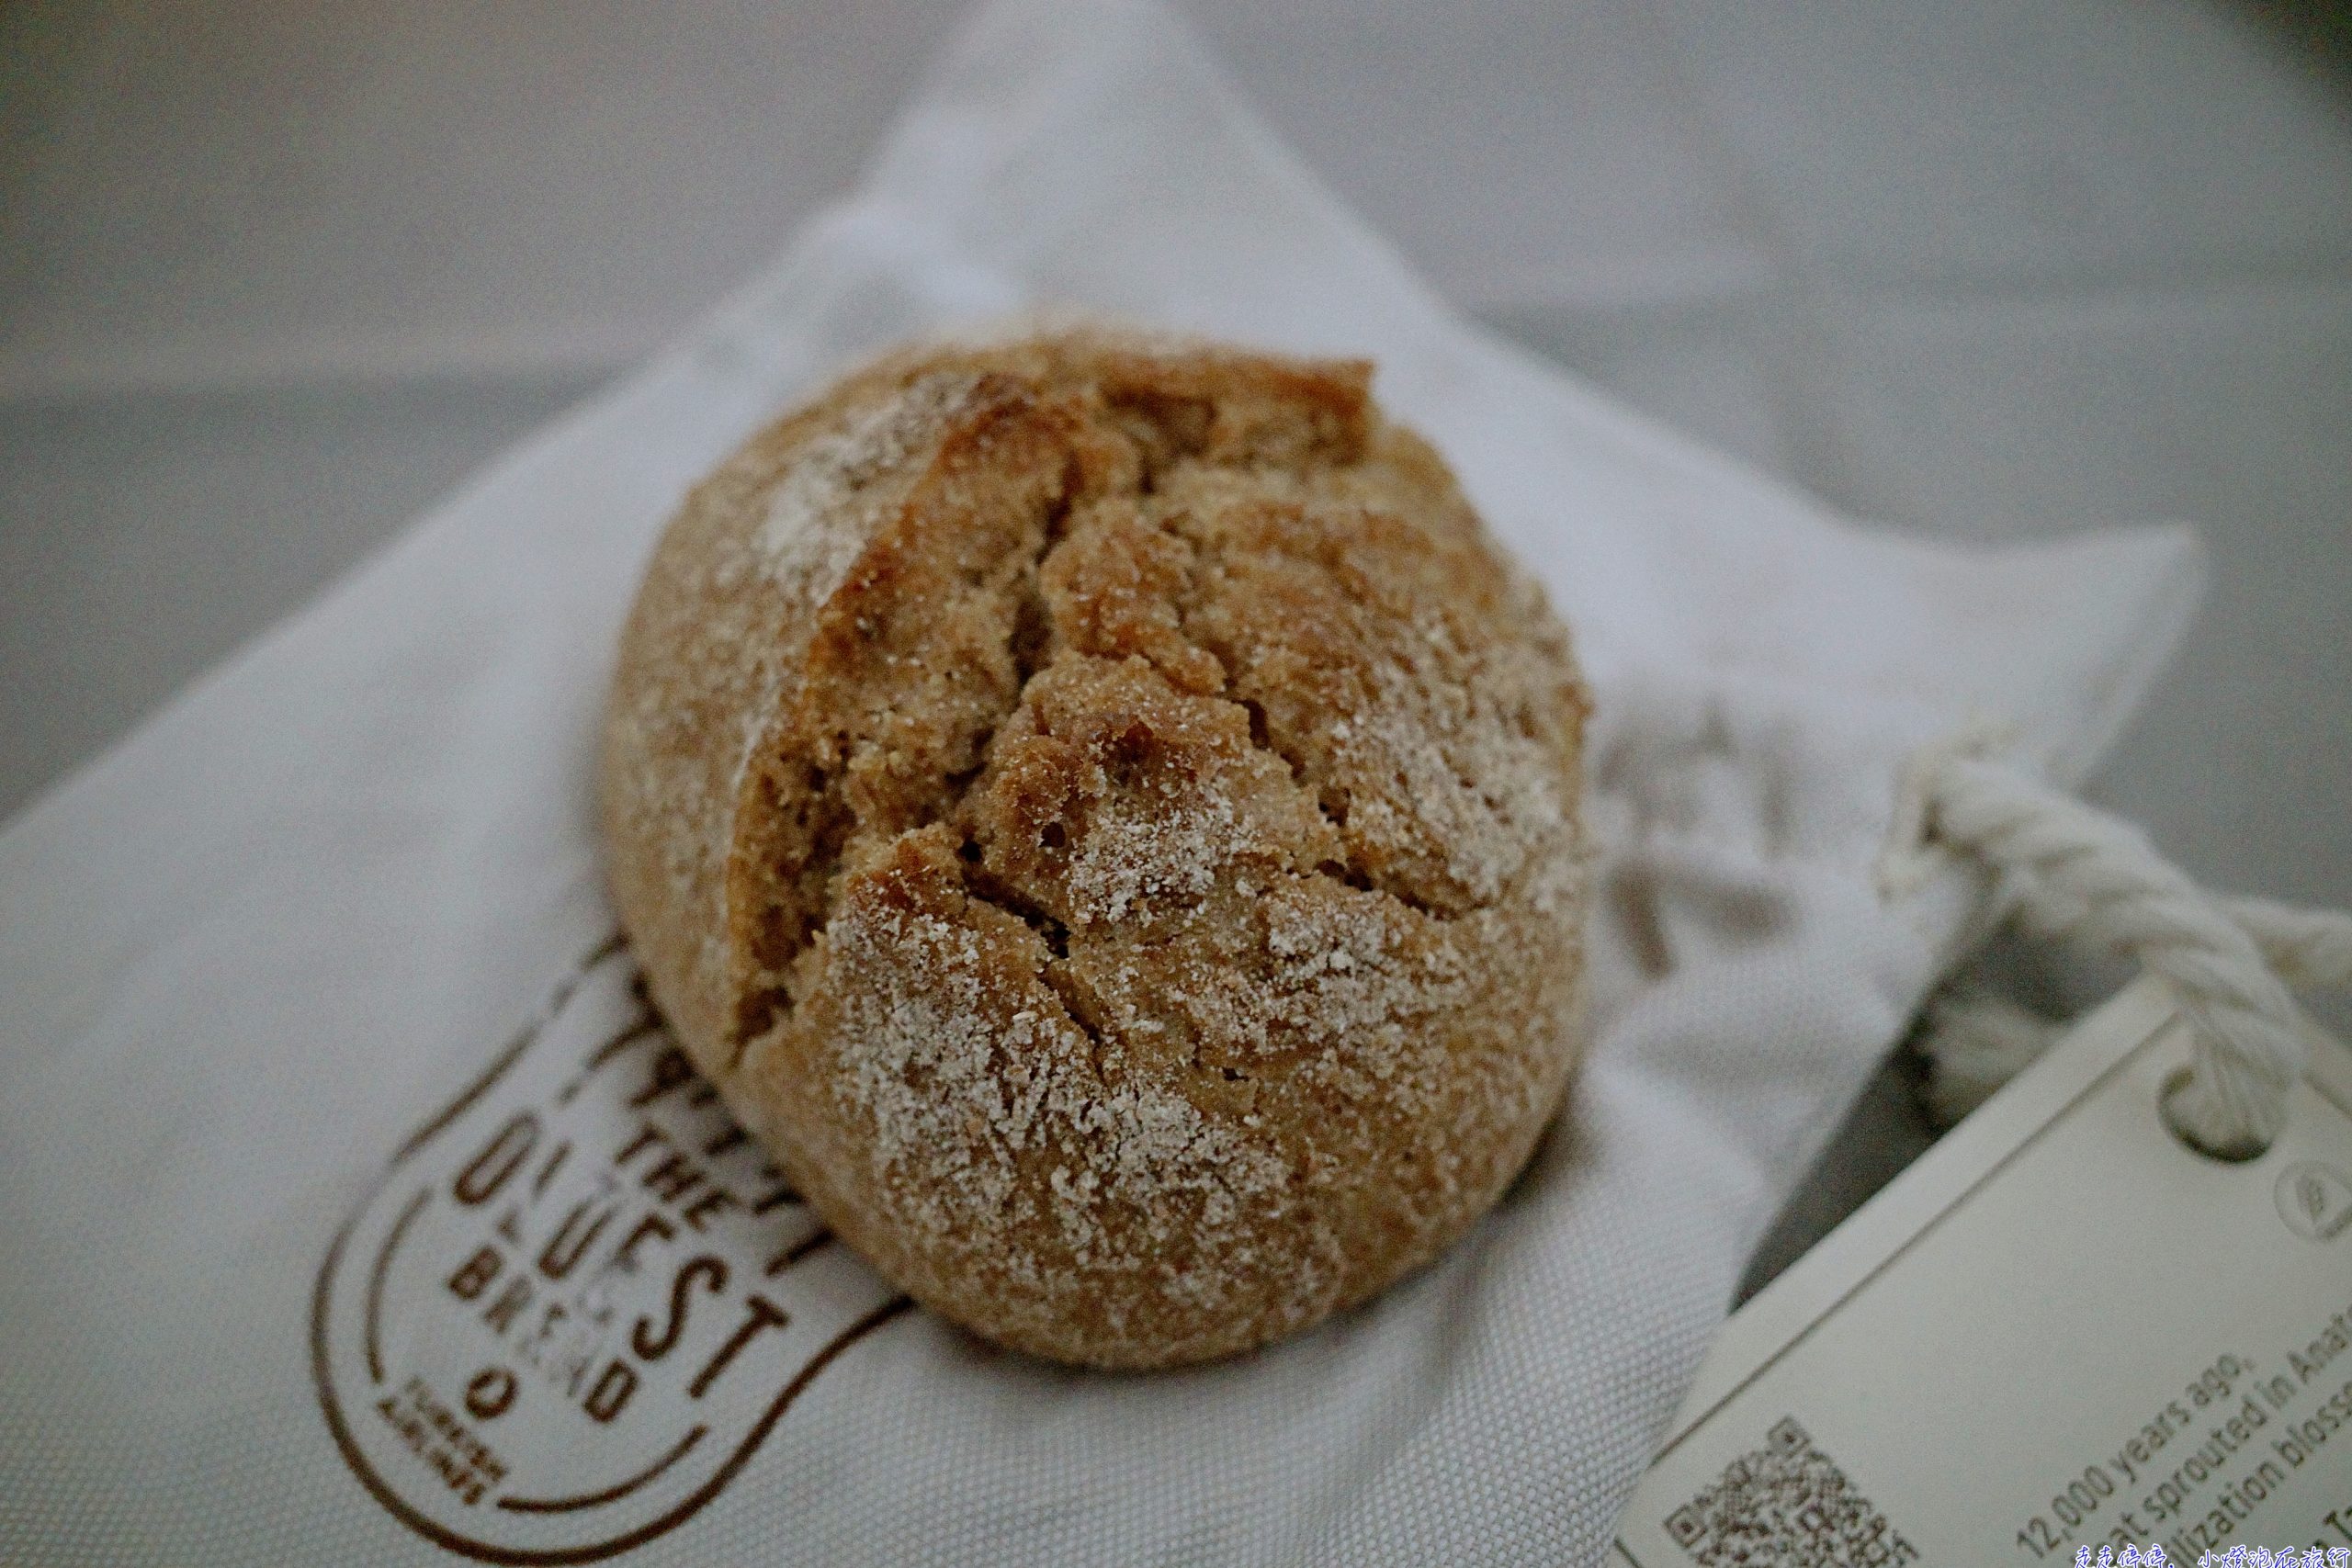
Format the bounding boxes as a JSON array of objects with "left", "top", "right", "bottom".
[{"left": 601, "top": 327, "right": 1589, "bottom": 1368}]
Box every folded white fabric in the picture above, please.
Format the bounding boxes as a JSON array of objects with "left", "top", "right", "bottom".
[{"left": 0, "top": 0, "right": 2202, "bottom": 1562}]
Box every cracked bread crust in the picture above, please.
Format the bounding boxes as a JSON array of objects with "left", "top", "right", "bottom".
[{"left": 601, "top": 328, "right": 1589, "bottom": 1368}]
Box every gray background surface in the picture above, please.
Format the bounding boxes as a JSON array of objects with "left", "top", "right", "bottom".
[{"left": 4, "top": 0, "right": 2346, "bottom": 1274}]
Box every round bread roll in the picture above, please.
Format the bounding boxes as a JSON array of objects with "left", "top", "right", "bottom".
[{"left": 601, "top": 327, "right": 1589, "bottom": 1368}]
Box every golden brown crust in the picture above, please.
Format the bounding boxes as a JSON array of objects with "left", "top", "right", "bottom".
[{"left": 601, "top": 327, "right": 1589, "bottom": 1367}]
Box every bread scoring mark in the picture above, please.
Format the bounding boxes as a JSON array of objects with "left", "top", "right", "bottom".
[{"left": 716, "top": 372, "right": 1072, "bottom": 1073}]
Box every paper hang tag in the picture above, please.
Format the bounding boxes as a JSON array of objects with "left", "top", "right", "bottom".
[{"left": 1612, "top": 978, "right": 2352, "bottom": 1568}]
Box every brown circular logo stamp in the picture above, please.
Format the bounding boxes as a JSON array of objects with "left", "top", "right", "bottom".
[{"left": 311, "top": 936, "right": 907, "bottom": 1562}]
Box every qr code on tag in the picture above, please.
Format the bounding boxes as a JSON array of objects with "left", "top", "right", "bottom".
[{"left": 1662, "top": 1416, "right": 1919, "bottom": 1567}]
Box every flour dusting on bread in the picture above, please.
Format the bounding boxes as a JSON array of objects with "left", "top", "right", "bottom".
[{"left": 601, "top": 327, "right": 1589, "bottom": 1367}]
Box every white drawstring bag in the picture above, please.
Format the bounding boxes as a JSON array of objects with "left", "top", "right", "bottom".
[{"left": 0, "top": 0, "right": 2207, "bottom": 1562}]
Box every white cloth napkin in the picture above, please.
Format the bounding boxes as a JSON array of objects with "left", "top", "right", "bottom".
[{"left": 0, "top": 0, "right": 2201, "bottom": 1562}]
